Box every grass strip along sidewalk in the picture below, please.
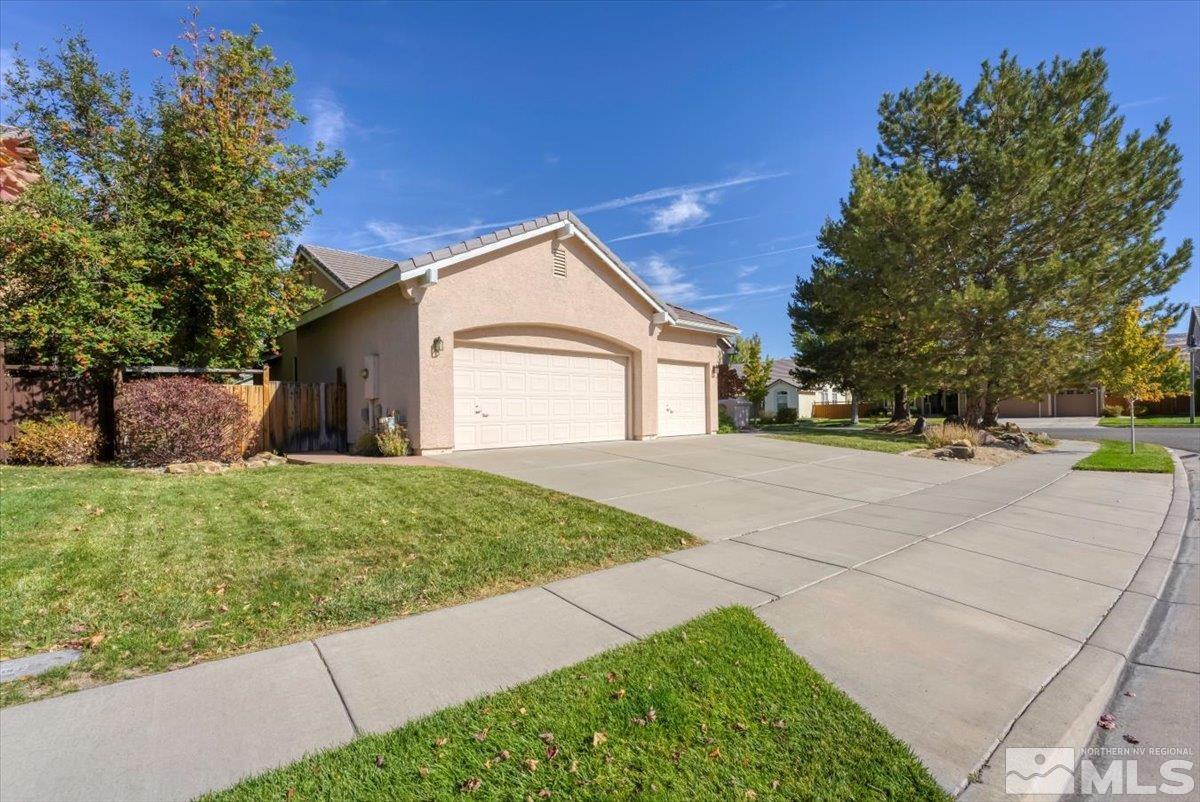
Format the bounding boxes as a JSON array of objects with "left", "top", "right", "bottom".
[
  {"left": 1074, "top": 440, "right": 1175, "bottom": 473},
  {"left": 0, "top": 464, "right": 695, "bottom": 707},
  {"left": 207, "top": 608, "right": 948, "bottom": 801},
  {"left": 1098, "top": 416, "right": 1199, "bottom": 428}
]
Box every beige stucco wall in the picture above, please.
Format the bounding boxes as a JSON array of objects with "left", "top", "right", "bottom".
[
  {"left": 415, "top": 231, "right": 725, "bottom": 452},
  {"left": 287, "top": 230, "right": 727, "bottom": 453},
  {"left": 281, "top": 285, "right": 420, "bottom": 444}
]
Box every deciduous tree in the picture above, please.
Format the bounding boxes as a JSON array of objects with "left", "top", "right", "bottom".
[
  {"left": 1097, "top": 303, "right": 1190, "bottom": 451},
  {"left": 735, "top": 335, "right": 773, "bottom": 416}
]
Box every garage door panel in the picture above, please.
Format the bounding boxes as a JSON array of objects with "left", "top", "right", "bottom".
[
  {"left": 454, "top": 346, "right": 627, "bottom": 451},
  {"left": 658, "top": 362, "right": 706, "bottom": 437}
]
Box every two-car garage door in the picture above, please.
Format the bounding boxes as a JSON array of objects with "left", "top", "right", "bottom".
[{"left": 454, "top": 346, "right": 626, "bottom": 451}]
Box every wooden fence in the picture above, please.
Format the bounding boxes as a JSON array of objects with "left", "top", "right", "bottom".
[
  {"left": 1105, "top": 394, "right": 1194, "bottom": 417},
  {"left": 812, "top": 402, "right": 872, "bottom": 419},
  {"left": 225, "top": 379, "right": 347, "bottom": 453},
  {"left": 1, "top": 354, "right": 346, "bottom": 460}
]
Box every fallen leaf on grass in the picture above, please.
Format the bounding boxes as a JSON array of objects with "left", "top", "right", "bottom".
[
  {"left": 473, "top": 727, "right": 489, "bottom": 742},
  {"left": 460, "top": 777, "right": 481, "bottom": 792},
  {"left": 495, "top": 749, "right": 511, "bottom": 762},
  {"left": 538, "top": 789, "right": 552, "bottom": 798},
  {"left": 538, "top": 732, "right": 554, "bottom": 743},
  {"left": 286, "top": 788, "right": 295, "bottom": 800},
  {"left": 524, "top": 758, "right": 539, "bottom": 773},
  {"left": 592, "top": 731, "right": 607, "bottom": 747},
  {"left": 546, "top": 745, "right": 559, "bottom": 760},
  {"left": 611, "top": 688, "right": 626, "bottom": 700},
  {"left": 88, "top": 632, "right": 105, "bottom": 648},
  {"left": 708, "top": 747, "right": 722, "bottom": 760},
  {"left": 418, "top": 766, "right": 430, "bottom": 777},
  {"left": 374, "top": 754, "right": 386, "bottom": 768},
  {"left": 434, "top": 737, "right": 449, "bottom": 747}
]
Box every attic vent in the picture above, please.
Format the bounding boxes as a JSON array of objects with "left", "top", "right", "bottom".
[{"left": 552, "top": 247, "right": 567, "bottom": 278}]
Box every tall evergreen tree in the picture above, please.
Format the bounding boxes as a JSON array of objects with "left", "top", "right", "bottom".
[{"left": 875, "top": 50, "right": 1191, "bottom": 425}]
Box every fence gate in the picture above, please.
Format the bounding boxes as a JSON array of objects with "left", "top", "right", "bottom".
[{"left": 229, "top": 380, "right": 347, "bottom": 454}]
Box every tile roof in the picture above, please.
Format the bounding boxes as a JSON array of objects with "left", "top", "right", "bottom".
[
  {"left": 297, "top": 211, "right": 738, "bottom": 332},
  {"left": 730, "top": 357, "right": 813, "bottom": 387}
]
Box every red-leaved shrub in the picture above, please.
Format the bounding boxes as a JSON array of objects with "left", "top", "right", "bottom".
[{"left": 116, "top": 377, "right": 253, "bottom": 466}]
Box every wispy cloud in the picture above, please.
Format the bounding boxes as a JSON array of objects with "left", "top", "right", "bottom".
[
  {"left": 543, "top": 154, "right": 560, "bottom": 165},
  {"left": 634, "top": 255, "right": 700, "bottom": 304},
  {"left": 577, "top": 172, "right": 788, "bottom": 214},
  {"left": 309, "top": 89, "right": 348, "bottom": 148},
  {"left": 357, "top": 217, "right": 523, "bottom": 252},
  {"left": 1119, "top": 96, "right": 1168, "bottom": 110},
  {"left": 691, "top": 243, "right": 817, "bottom": 270},
  {"left": 649, "top": 191, "right": 712, "bottom": 232},
  {"left": 736, "top": 264, "right": 759, "bottom": 278},
  {"left": 610, "top": 215, "right": 755, "bottom": 243},
  {"left": 697, "top": 304, "right": 732, "bottom": 315}
]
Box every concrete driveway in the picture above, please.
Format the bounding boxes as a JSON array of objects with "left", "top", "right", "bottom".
[{"left": 439, "top": 434, "right": 1182, "bottom": 793}]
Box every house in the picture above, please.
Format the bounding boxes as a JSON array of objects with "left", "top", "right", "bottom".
[
  {"left": 280, "top": 212, "right": 739, "bottom": 454},
  {"left": 726, "top": 357, "right": 848, "bottom": 418}
]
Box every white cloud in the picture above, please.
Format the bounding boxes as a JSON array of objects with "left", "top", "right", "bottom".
[
  {"left": 648, "top": 191, "right": 711, "bottom": 233},
  {"left": 543, "top": 153, "right": 560, "bottom": 165},
  {"left": 1119, "top": 96, "right": 1168, "bottom": 110},
  {"left": 609, "top": 215, "right": 755, "bottom": 243},
  {"left": 736, "top": 264, "right": 759, "bottom": 278},
  {"left": 578, "top": 172, "right": 787, "bottom": 214},
  {"left": 697, "top": 304, "right": 732, "bottom": 315},
  {"left": 309, "top": 89, "right": 348, "bottom": 148},
  {"left": 634, "top": 255, "right": 700, "bottom": 304}
]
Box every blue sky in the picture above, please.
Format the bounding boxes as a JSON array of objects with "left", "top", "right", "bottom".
[{"left": 3, "top": 1, "right": 1197, "bottom": 356}]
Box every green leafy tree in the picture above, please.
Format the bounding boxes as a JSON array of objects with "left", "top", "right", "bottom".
[
  {"left": 1097, "top": 304, "right": 1190, "bottom": 451},
  {"left": 873, "top": 50, "right": 1191, "bottom": 426},
  {"left": 735, "top": 335, "right": 773, "bottom": 416},
  {"left": 1, "top": 14, "right": 345, "bottom": 370}
]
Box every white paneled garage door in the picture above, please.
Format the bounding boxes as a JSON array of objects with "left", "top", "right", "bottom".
[
  {"left": 454, "top": 346, "right": 627, "bottom": 450},
  {"left": 657, "top": 361, "right": 707, "bottom": 437}
]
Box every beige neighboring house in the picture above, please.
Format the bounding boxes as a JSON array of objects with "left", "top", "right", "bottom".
[
  {"left": 728, "top": 358, "right": 848, "bottom": 418},
  {"left": 280, "top": 212, "right": 739, "bottom": 454}
]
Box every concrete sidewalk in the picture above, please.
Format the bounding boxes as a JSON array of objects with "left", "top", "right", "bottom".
[{"left": 0, "top": 436, "right": 1187, "bottom": 800}]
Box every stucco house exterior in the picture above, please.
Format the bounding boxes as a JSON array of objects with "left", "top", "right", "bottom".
[{"left": 279, "top": 212, "right": 739, "bottom": 454}]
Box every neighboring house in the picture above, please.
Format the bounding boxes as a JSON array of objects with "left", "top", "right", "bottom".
[
  {"left": 725, "top": 358, "right": 848, "bottom": 418},
  {"left": 281, "top": 211, "right": 739, "bottom": 453}
]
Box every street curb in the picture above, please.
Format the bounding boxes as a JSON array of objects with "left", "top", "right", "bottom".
[{"left": 958, "top": 450, "right": 1193, "bottom": 801}]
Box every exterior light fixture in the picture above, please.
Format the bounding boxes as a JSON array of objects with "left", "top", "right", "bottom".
[
  {"left": 360, "top": 367, "right": 369, "bottom": 379},
  {"left": 431, "top": 336, "right": 444, "bottom": 357}
]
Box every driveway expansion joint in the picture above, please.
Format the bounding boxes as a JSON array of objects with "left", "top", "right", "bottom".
[{"left": 312, "top": 639, "right": 361, "bottom": 737}]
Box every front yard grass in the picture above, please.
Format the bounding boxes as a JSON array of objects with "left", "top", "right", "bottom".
[
  {"left": 1073, "top": 440, "right": 1174, "bottom": 474},
  {"left": 207, "top": 607, "right": 947, "bottom": 802},
  {"left": 765, "top": 423, "right": 922, "bottom": 454},
  {"left": 1098, "top": 416, "right": 1199, "bottom": 428},
  {"left": 0, "top": 464, "right": 695, "bottom": 707}
]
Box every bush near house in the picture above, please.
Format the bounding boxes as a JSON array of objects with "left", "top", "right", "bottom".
[
  {"left": 775, "top": 406, "right": 799, "bottom": 424},
  {"left": 116, "top": 376, "right": 253, "bottom": 466},
  {"left": 7, "top": 415, "right": 99, "bottom": 466}
]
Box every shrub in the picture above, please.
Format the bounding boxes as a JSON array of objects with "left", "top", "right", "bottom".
[
  {"left": 1101, "top": 404, "right": 1123, "bottom": 418},
  {"left": 775, "top": 407, "right": 799, "bottom": 424},
  {"left": 116, "top": 377, "right": 253, "bottom": 466},
  {"left": 923, "top": 422, "right": 981, "bottom": 448},
  {"left": 353, "top": 429, "right": 380, "bottom": 456},
  {"left": 717, "top": 407, "right": 735, "bottom": 433},
  {"left": 376, "top": 429, "right": 409, "bottom": 457},
  {"left": 8, "top": 414, "right": 99, "bottom": 465}
]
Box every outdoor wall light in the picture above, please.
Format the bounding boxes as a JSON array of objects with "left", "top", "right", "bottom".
[
  {"left": 360, "top": 367, "right": 369, "bottom": 379},
  {"left": 431, "top": 336, "right": 444, "bottom": 357}
]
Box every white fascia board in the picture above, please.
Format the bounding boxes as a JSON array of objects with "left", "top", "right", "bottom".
[
  {"left": 668, "top": 319, "right": 740, "bottom": 336},
  {"left": 299, "top": 220, "right": 672, "bottom": 327}
]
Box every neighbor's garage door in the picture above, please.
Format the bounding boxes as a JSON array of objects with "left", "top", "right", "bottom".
[
  {"left": 657, "top": 361, "right": 707, "bottom": 437},
  {"left": 454, "top": 346, "right": 626, "bottom": 450}
]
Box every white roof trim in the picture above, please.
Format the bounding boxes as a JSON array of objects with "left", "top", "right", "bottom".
[
  {"left": 297, "top": 220, "right": 675, "bottom": 328},
  {"left": 671, "top": 318, "right": 740, "bottom": 336}
]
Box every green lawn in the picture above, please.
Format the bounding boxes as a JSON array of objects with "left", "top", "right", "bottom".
[
  {"left": 1098, "top": 416, "right": 1198, "bottom": 428},
  {"left": 1074, "top": 441, "right": 1175, "bottom": 474},
  {"left": 0, "top": 465, "right": 695, "bottom": 707},
  {"left": 766, "top": 423, "right": 922, "bottom": 454},
  {"left": 207, "top": 608, "right": 947, "bottom": 802}
]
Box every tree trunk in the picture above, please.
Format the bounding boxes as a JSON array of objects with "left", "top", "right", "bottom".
[
  {"left": 1129, "top": 398, "right": 1136, "bottom": 454},
  {"left": 962, "top": 391, "right": 985, "bottom": 429},
  {"left": 982, "top": 395, "right": 1000, "bottom": 429},
  {"left": 849, "top": 389, "right": 860, "bottom": 425},
  {"left": 890, "top": 385, "right": 910, "bottom": 422}
]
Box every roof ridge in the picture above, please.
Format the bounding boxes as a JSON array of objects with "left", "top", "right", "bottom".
[{"left": 300, "top": 243, "right": 397, "bottom": 263}]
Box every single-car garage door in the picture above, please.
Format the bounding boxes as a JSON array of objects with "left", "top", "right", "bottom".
[
  {"left": 454, "top": 346, "right": 626, "bottom": 450},
  {"left": 657, "top": 361, "right": 707, "bottom": 437}
]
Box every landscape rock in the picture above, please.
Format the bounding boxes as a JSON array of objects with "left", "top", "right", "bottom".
[{"left": 165, "top": 462, "right": 197, "bottom": 474}]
